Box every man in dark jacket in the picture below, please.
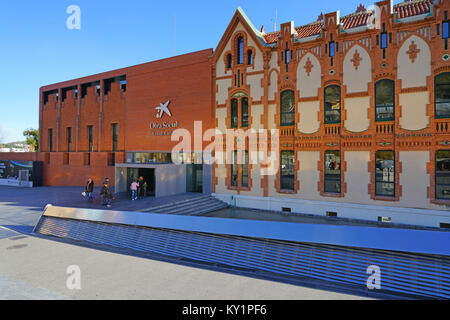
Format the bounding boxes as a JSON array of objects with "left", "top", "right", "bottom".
[
  {"left": 100, "top": 182, "right": 112, "bottom": 207},
  {"left": 138, "top": 176, "right": 144, "bottom": 199},
  {"left": 85, "top": 178, "right": 94, "bottom": 201}
]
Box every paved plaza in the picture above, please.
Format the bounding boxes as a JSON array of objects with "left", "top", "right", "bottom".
[{"left": 0, "top": 186, "right": 371, "bottom": 300}]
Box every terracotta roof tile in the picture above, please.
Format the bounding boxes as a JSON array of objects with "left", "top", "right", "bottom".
[
  {"left": 295, "top": 22, "right": 324, "bottom": 39},
  {"left": 263, "top": 31, "right": 281, "bottom": 44},
  {"left": 341, "top": 11, "right": 374, "bottom": 30},
  {"left": 393, "top": 0, "right": 433, "bottom": 19},
  {"left": 262, "top": 22, "right": 324, "bottom": 44},
  {"left": 260, "top": 0, "right": 433, "bottom": 44}
]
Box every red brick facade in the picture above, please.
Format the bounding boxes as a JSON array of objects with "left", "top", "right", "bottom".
[{"left": 14, "top": 49, "right": 214, "bottom": 186}]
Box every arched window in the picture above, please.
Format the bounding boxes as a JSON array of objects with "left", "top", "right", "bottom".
[
  {"left": 226, "top": 54, "right": 232, "bottom": 69},
  {"left": 324, "top": 85, "right": 341, "bottom": 124},
  {"left": 247, "top": 50, "right": 253, "bottom": 65},
  {"left": 375, "top": 79, "right": 395, "bottom": 121},
  {"left": 237, "top": 37, "right": 244, "bottom": 65},
  {"left": 435, "top": 73, "right": 450, "bottom": 118},
  {"left": 280, "top": 90, "right": 295, "bottom": 126}
]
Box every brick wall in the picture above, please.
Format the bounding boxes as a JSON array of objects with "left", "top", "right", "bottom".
[{"left": 37, "top": 49, "right": 214, "bottom": 186}]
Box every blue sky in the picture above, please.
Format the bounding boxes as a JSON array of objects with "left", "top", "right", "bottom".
[{"left": 0, "top": 0, "right": 380, "bottom": 142}]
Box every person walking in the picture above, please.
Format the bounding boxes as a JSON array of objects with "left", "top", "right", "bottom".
[
  {"left": 142, "top": 181, "right": 148, "bottom": 198},
  {"left": 100, "top": 181, "right": 112, "bottom": 207},
  {"left": 138, "top": 176, "right": 144, "bottom": 199},
  {"left": 130, "top": 179, "right": 139, "bottom": 201},
  {"left": 85, "top": 178, "right": 94, "bottom": 201}
]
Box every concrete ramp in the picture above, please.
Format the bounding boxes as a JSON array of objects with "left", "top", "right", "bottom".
[{"left": 33, "top": 205, "right": 450, "bottom": 299}]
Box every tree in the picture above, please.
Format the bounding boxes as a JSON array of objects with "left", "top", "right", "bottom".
[{"left": 23, "top": 128, "right": 39, "bottom": 152}]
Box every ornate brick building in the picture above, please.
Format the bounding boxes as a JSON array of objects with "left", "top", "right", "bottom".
[
  {"left": 1, "top": 0, "right": 449, "bottom": 227},
  {"left": 212, "top": 0, "right": 450, "bottom": 227}
]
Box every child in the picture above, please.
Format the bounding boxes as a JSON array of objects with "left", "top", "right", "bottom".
[{"left": 130, "top": 179, "right": 139, "bottom": 201}]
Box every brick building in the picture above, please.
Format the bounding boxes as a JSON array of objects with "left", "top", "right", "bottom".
[
  {"left": 1, "top": 0, "right": 449, "bottom": 227},
  {"left": 1, "top": 49, "right": 215, "bottom": 196},
  {"left": 212, "top": 0, "right": 450, "bottom": 227}
]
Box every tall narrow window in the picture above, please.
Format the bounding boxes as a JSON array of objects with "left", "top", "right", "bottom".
[
  {"left": 67, "top": 127, "right": 72, "bottom": 152},
  {"left": 227, "top": 54, "right": 232, "bottom": 69},
  {"left": 375, "top": 80, "right": 395, "bottom": 121},
  {"left": 442, "top": 12, "right": 449, "bottom": 49},
  {"left": 435, "top": 73, "right": 450, "bottom": 118},
  {"left": 237, "top": 37, "right": 244, "bottom": 65},
  {"left": 88, "top": 125, "right": 93, "bottom": 152},
  {"left": 231, "top": 150, "right": 238, "bottom": 187},
  {"left": 241, "top": 98, "right": 248, "bottom": 128},
  {"left": 247, "top": 50, "right": 253, "bottom": 65},
  {"left": 329, "top": 37, "right": 335, "bottom": 66},
  {"left": 381, "top": 32, "right": 388, "bottom": 49},
  {"left": 241, "top": 150, "right": 249, "bottom": 188},
  {"left": 112, "top": 124, "right": 118, "bottom": 152},
  {"left": 329, "top": 41, "right": 335, "bottom": 57},
  {"left": 324, "top": 85, "right": 341, "bottom": 124},
  {"left": 48, "top": 128, "right": 53, "bottom": 152},
  {"left": 436, "top": 150, "right": 450, "bottom": 200},
  {"left": 230, "top": 99, "right": 238, "bottom": 128},
  {"left": 375, "top": 150, "right": 395, "bottom": 197},
  {"left": 285, "top": 44, "right": 290, "bottom": 72},
  {"left": 324, "top": 151, "right": 341, "bottom": 193},
  {"left": 280, "top": 151, "right": 295, "bottom": 191},
  {"left": 280, "top": 90, "right": 295, "bottom": 126}
]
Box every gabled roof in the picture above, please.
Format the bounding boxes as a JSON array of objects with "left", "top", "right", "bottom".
[{"left": 214, "top": 7, "right": 269, "bottom": 58}]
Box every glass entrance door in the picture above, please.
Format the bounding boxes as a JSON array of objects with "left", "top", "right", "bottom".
[{"left": 186, "top": 164, "right": 203, "bottom": 193}]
